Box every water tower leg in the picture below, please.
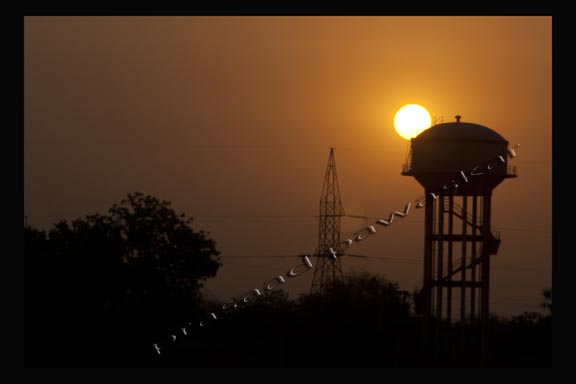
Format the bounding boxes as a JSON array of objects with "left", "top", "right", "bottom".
[{"left": 481, "top": 193, "right": 492, "bottom": 363}]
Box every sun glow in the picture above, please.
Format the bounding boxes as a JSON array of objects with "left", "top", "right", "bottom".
[{"left": 393, "top": 104, "right": 432, "bottom": 140}]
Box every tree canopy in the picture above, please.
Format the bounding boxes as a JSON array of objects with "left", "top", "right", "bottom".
[{"left": 25, "top": 192, "right": 222, "bottom": 365}]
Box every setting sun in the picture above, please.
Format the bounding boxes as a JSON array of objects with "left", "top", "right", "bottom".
[{"left": 394, "top": 104, "right": 432, "bottom": 140}]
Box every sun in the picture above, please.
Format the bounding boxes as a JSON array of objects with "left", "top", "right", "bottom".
[{"left": 393, "top": 104, "right": 432, "bottom": 140}]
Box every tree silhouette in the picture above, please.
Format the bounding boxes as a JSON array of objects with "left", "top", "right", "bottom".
[
  {"left": 288, "top": 271, "right": 415, "bottom": 367},
  {"left": 298, "top": 270, "right": 411, "bottom": 322},
  {"left": 25, "top": 192, "right": 221, "bottom": 366}
]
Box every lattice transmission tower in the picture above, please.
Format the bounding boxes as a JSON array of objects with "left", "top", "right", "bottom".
[{"left": 310, "top": 148, "right": 345, "bottom": 293}]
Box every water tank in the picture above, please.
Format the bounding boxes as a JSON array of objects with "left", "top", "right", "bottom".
[{"left": 402, "top": 117, "right": 516, "bottom": 192}]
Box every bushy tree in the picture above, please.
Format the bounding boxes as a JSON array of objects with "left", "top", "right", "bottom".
[
  {"left": 299, "top": 270, "right": 411, "bottom": 322},
  {"left": 25, "top": 192, "right": 221, "bottom": 366}
]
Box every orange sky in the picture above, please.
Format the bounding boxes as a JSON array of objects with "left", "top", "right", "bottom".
[{"left": 24, "top": 16, "right": 552, "bottom": 316}]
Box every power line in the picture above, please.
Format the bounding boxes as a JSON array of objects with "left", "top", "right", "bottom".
[
  {"left": 195, "top": 215, "right": 317, "bottom": 219},
  {"left": 24, "top": 213, "right": 318, "bottom": 219},
  {"left": 23, "top": 214, "right": 552, "bottom": 234},
  {"left": 24, "top": 140, "right": 406, "bottom": 152},
  {"left": 492, "top": 227, "right": 551, "bottom": 234},
  {"left": 492, "top": 266, "right": 551, "bottom": 273},
  {"left": 220, "top": 255, "right": 298, "bottom": 258},
  {"left": 221, "top": 261, "right": 285, "bottom": 272}
]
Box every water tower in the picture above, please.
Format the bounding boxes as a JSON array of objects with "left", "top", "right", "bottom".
[{"left": 402, "top": 116, "right": 517, "bottom": 354}]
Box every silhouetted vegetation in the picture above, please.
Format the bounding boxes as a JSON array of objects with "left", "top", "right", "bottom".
[
  {"left": 25, "top": 199, "right": 551, "bottom": 367},
  {"left": 160, "top": 273, "right": 550, "bottom": 367},
  {"left": 25, "top": 193, "right": 221, "bottom": 366}
]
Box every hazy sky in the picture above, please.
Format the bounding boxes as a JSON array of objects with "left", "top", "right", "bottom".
[{"left": 24, "top": 16, "right": 552, "bottom": 316}]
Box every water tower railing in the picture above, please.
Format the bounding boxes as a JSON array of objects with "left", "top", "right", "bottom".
[
  {"left": 402, "top": 162, "right": 517, "bottom": 176},
  {"left": 402, "top": 162, "right": 412, "bottom": 173}
]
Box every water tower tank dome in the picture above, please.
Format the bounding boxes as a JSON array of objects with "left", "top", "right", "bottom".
[{"left": 415, "top": 120, "right": 507, "bottom": 143}]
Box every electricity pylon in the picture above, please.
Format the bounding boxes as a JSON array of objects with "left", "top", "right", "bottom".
[{"left": 310, "top": 148, "right": 345, "bottom": 293}]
